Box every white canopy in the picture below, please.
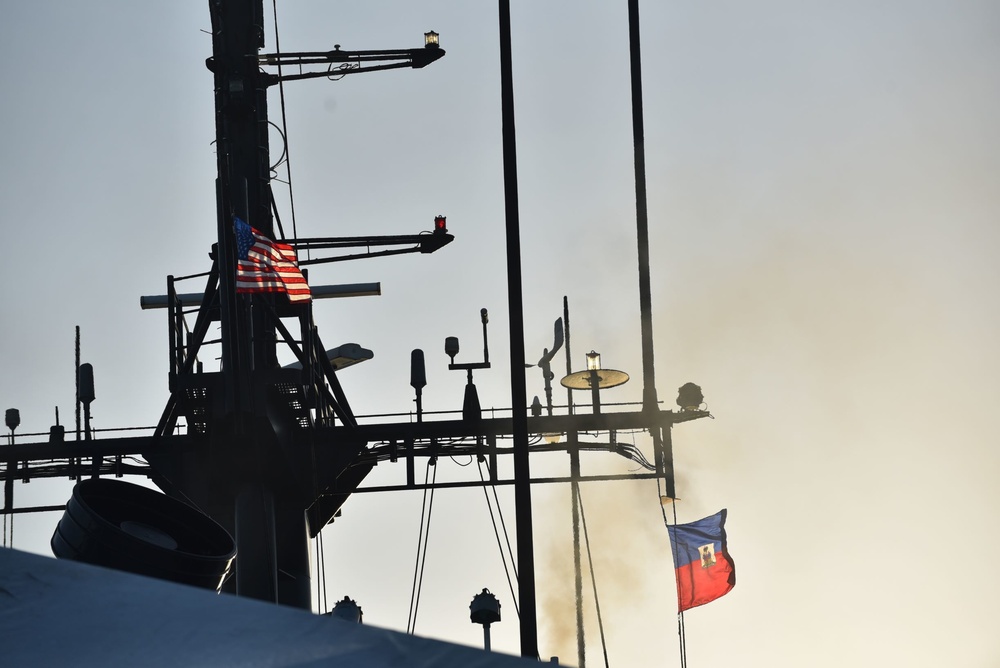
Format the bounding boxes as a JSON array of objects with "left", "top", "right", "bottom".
[{"left": 0, "top": 548, "right": 537, "bottom": 667}]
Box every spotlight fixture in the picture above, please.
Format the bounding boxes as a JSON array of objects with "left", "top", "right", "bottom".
[{"left": 676, "top": 382, "right": 704, "bottom": 411}]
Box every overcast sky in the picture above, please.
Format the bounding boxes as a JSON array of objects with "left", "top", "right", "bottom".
[{"left": 2, "top": 2, "right": 999, "bottom": 666}]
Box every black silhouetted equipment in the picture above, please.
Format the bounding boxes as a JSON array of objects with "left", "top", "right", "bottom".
[
  {"left": 329, "top": 596, "right": 364, "bottom": 624},
  {"left": 447, "top": 309, "right": 492, "bottom": 424},
  {"left": 250, "top": 30, "right": 446, "bottom": 86},
  {"left": 51, "top": 478, "right": 235, "bottom": 591},
  {"left": 77, "top": 363, "right": 99, "bottom": 476},
  {"left": 0, "top": 1, "right": 712, "bottom": 661},
  {"left": 49, "top": 417, "right": 65, "bottom": 444},
  {"left": 534, "top": 318, "right": 564, "bottom": 416},
  {"left": 5, "top": 409, "right": 18, "bottom": 434},
  {"left": 677, "top": 382, "right": 705, "bottom": 411},
  {"left": 411, "top": 349, "right": 427, "bottom": 422},
  {"left": 561, "top": 350, "right": 630, "bottom": 415},
  {"left": 470, "top": 588, "right": 502, "bottom": 652}
]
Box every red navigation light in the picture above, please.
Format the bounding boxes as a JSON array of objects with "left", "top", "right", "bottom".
[{"left": 434, "top": 215, "right": 447, "bottom": 234}]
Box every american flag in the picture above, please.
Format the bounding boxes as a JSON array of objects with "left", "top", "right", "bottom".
[{"left": 233, "top": 217, "right": 311, "bottom": 303}]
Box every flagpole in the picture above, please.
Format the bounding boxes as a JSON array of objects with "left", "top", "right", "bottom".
[
  {"left": 672, "top": 501, "right": 688, "bottom": 668},
  {"left": 498, "top": 0, "right": 539, "bottom": 657}
]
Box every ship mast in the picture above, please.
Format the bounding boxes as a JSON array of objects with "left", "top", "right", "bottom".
[{"left": 1, "top": 2, "right": 711, "bottom": 661}]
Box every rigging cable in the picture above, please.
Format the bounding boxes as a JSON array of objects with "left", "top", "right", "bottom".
[
  {"left": 484, "top": 458, "right": 519, "bottom": 584},
  {"left": 578, "top": 491, "right": 610, "bottom": 668},
  {"left": 674, "top": 501, "right": 688, "bottom": 668},
  {"left": 478, "top": 458, "right": 520, "bottom": 618},
  {"left": 658, "top": 470, "right": 687, "bottom": 668},
  {"left": 406, "top": 460, "right": 437, "bottom": 634},
  {"left": 2, "top": 448, "right": 8, "bottom": 546},
  {"left": 270, "top": 0, "right": 301, "bottom": 248}
]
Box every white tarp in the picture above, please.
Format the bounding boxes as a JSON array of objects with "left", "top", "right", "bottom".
[{"left": 0, "top": 548, "right": 538, "bottom": 667}]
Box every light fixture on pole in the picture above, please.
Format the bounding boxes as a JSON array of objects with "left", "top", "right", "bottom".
[
  {"left": 560, "top": 350, "right": 629, "bottom": 414},
  {"left": 282, "top": 343, "right": 374, "bottom": 372},
  {"left": 329, "top": 596, "right": 363, "bottom": 624},
  {"left": 676, "top": 382, "right": 704, "bottom": 411},
  {"left": 257, "top": 32, "right": 446, "bottom": 85},
  {"left": 470, "top": 588, "right": 501, "bottom": 652}
]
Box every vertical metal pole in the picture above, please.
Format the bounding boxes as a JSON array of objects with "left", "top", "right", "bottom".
[
  {"left": 563, "top": 297, "right": 573, "bottom": 415},
  {"left": 489, "top": 435, "right": 499, "bottom": 482},
  {"left": 628, "top": 0, "right": 656, "bottom": 413},
  {"left": 564, "top": 297, "right": 585, "bottom": 665},
  {"left": 627, "top": 0, "right": 674, "bottom": 496},
  {"left": 209, "top": 0, "right": 287, "bottom": 606},
  {"left": 662, "top": 423, "right": 676, "bottom": 499},
  {"left": 4, "top": 458, "right": 13, "bottom": 531},
  {"left": 498, "top": 0, "right": 538, "bottom": 658},
  {"left": 75, "top": 326, "right": 81, "bottom": 439},
  {"left": 275, "top": 503, "right": 313, "bottom": 608},
  {"left": 570, "top": 440, "right": 586, "bottom": 667},
  {"left": 214, "top": 179, "right": 239, "bottom": 413},
  {"left": 74, "top": 326, "right": 81, "bottom": 480},
  {"left": 406, "top": 437, "right": 415, "bottom": 488},
  {"left": 84, "top": 402, "right": 96, "bottom": 479},
  {"left": 235, "top": 485, "right": 278, "bottom": 602}
]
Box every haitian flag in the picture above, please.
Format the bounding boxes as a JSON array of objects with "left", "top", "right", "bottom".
[{"left": 667, "top": 509, "right": 736, "bottom": 612}]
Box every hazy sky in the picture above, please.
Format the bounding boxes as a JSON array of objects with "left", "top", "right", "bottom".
[{"left": 2, "top": 2, "right": 998, "bottom": 666}]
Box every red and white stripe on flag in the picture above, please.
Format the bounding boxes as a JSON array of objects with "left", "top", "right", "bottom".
[{"left": 234, "top": 220, "right": 311, "bottom": 303}]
